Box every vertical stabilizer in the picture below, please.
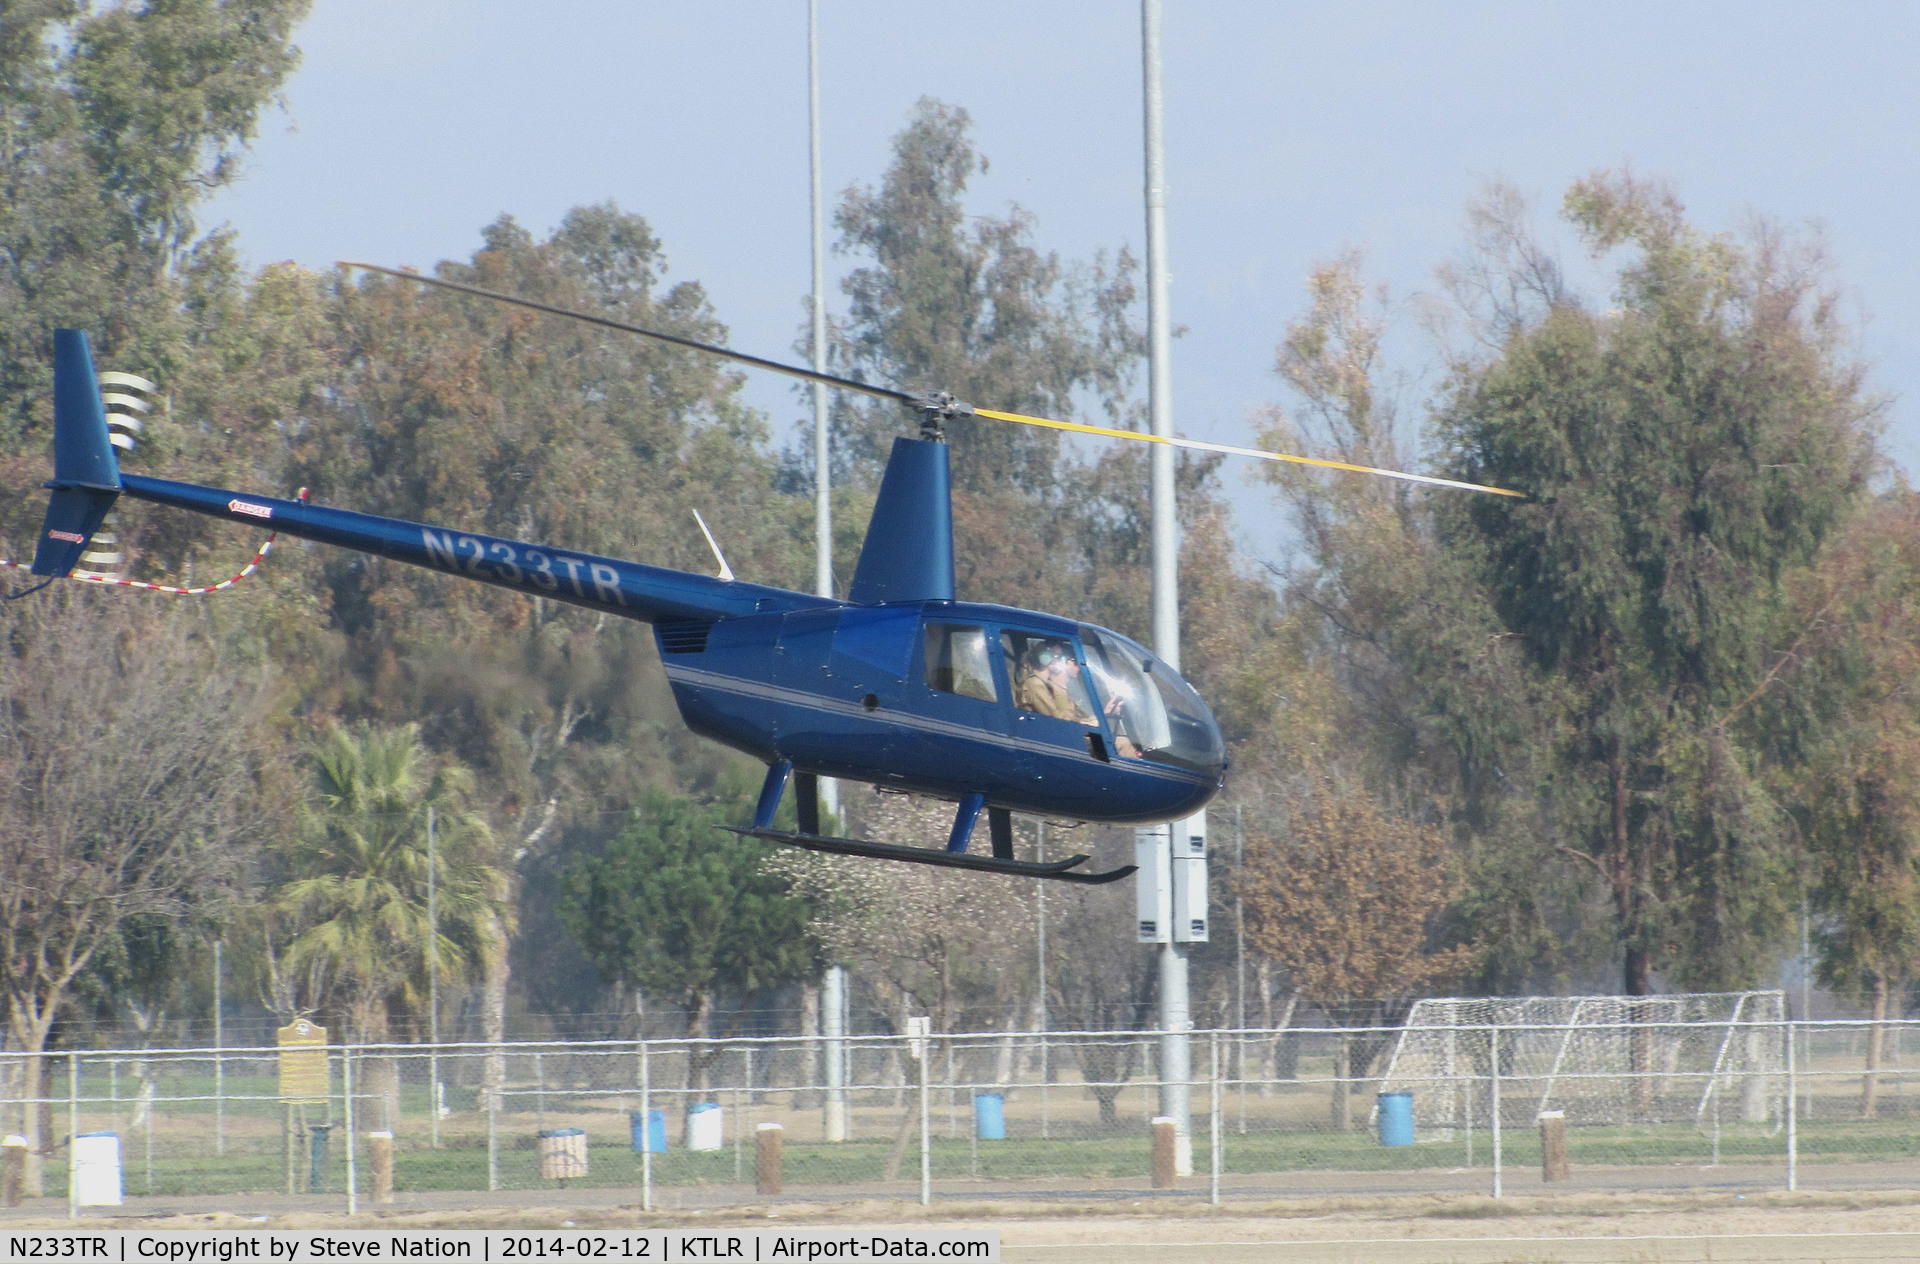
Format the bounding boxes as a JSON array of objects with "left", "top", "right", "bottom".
[
  {"left": 847, "top": 437, "right": 953, "bottom": 604},
  {"left": 30, "top": 330, "right": 123, "bottom": 576}
]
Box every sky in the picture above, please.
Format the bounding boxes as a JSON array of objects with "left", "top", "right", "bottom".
[{"left": 203, "top": 2, "right": 1920, "bottom": 570}]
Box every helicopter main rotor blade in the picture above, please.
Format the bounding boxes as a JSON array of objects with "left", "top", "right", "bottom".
[
  {"left": 343, "top": 260, "right": 1526, "bottom": 499},
  {"left": 339, "top": 261, "right": 915, "bottom": 408},
  {"left": 970, "top": 406, "right": 1528, "bottom": 499}
]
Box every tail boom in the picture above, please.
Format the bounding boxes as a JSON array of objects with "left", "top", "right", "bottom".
[{"left": 116, "top": 474, "right": 833, "bottom": 625}]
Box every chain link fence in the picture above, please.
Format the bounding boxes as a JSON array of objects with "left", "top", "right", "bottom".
[{"left": 7, "top": 1015, "right": 1920, "bottom": 1215}]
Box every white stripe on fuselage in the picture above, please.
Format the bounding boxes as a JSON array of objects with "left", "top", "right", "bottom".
[{"left": 659, "top": 662, "right": 1208, "bottom": 786}]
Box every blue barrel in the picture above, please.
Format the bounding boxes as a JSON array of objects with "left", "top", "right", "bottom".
[
  {"left": 973, "top": 1092, "right": 1006, "bottom": 1140},
  {"left": 630, "top": 1109, "right": 666, "bottom": 1153},
  {"left": 1377, "top": 1091, "right": 1414, "bottom": 1146}
]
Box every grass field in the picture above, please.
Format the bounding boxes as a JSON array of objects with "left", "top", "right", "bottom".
[
  {"left": 57, "top": 1117, "right": 1920, "bottom": 1199},
  {"left": 34, "top": 1055, "right": 1920, "bottom": 1203}
]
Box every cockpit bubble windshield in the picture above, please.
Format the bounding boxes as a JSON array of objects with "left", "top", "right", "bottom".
[{"left": 1079, "top": 625, "right": 1226, "bottom": 775}]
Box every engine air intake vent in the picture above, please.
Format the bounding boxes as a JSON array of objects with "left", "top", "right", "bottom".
[{"left": 656, "top": 619, "right": 713, "bottom": 654}]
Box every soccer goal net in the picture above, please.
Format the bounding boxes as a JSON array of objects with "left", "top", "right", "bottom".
[{"left": 1373, "top": 991, "right": 1787, "bottom": 1131}]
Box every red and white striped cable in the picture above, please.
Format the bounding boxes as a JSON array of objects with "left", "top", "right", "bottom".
[{"left": 0, "top": 534, "right": 276, "bottom": 594}]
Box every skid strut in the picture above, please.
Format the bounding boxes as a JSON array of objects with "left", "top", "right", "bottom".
[{"left": 739, "top": 760, "right": 1136, "bottom": 884}]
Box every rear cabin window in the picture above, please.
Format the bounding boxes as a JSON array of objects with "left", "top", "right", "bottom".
[{"left": 923, "top": 624, "right": 998, "bottom": 702}]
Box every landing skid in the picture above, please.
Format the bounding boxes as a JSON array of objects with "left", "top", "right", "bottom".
[{"left": 724, "top": 827, "right": 1137, "bottom": 885}]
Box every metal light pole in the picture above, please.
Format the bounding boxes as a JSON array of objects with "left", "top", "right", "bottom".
[
  {"left": 810, "top": 0, "right": 833, "bottom": 607},
  {"left": 427, "top": 804, "right": 440, "bottom": 1148},
  {"left": 1142, "top": 0, "right": 1193, "bottom": 1176},
  {"left": 811, "top": 0, "right": 850, "bottom": 1144}
]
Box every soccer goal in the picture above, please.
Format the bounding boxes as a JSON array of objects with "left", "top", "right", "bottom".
[{"left": 1373, "top": 991, "right": 1787, "bottom": 1131}]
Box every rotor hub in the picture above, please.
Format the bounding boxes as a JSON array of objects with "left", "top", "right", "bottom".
[{"left": 909, "top": 391, "right": 974, "bottom": 441}]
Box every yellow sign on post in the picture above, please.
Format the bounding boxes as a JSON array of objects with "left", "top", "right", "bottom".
[{"left": 277, "top": 1020, "right": 330, "bottom": 1103}]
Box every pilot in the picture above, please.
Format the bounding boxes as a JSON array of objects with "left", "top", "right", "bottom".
[
  {"left": 1018, "top": 646, "right": 1138, "bottom": 756},
  {"left": 1015, "top": 645, "right": 1082, "bottom": 721}
]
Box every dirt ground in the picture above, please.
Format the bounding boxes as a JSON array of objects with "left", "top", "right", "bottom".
[{"left": 7, "top": 1189, "right": 1920, "bottom": 1263}]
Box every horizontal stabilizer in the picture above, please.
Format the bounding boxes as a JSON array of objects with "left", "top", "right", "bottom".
[
  {"left": 724, "top": 826, "right": 1136, "bottom": 885},
  {"left": 31, "top": 487, "right": 120, "bottom": 576}
]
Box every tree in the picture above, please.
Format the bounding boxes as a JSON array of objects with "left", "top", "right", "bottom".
[
  {"left": 1240, "top": 776, "right": 1471, "bottom": 1128},
  {"left": 310, "top": 207, "right": 817, "bottom": 1044},
  {"left": 278, "top": 723, "right": 500, "bottom": 1043},
  {"left": 772, "top": 792, "right": 1036, "bottom": 1037},
  {"left": 829, "top": 98, "right": 1151, "bottom": 625},
  {"left": 278, "top": 722, "right": 501, "bottom": 1126},
  {"left": 0, "top": 0, "right": 308, "bottom": 464},
  {"left": 559, "top": 780, "right": 819, "bottom": 1093},
  {"left": 1267, "top": 176, "right": 1881, "bottom": 997},
  {"left": 1773, "top": 493, "right": 1920, "bottom": 1116},
  {"left": 1038, "top": 864, "right": 1157, "bottom": 1129},
  {"left": 1432, "top": 172, "right": 1878, "bottom": 993},
  {"left": 1258, "top": 246, "right": 1565, "bottom": 994},
  {"left": 814, "top": 99, "right": 1305, "bottom": 1072},
  {"left": 0, "top": 589, "right": 264, "bottom": 1183}
]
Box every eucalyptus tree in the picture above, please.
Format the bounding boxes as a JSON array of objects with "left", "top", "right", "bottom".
[
  {"left": 0, "top": 0, "right": 308, "bottom": 467},
  {"left": 1266, "top": 175, "right": 1881, "bottom": 997},
  {"left": 1432, "top": 173, "right": 1879, "bottom": 995},
  {"left": 1771, "top": 494, "right": 1920, "bottom": 1114},
  {"left": 828, "top": 98, "right": 1151, "bottom": 623}
]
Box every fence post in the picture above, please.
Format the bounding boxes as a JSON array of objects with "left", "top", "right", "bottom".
[
  {"left": 1150, "top": 1117, "right": 1177, "bottom": 1189},
  {"left": 214, "top": 940, "right": 225, "bottom": 1157},
  {"left": 1785, "top": 1016, "right": 1797, "bottom": 1192},
  {"left": 369, "top": 1130, "right": 394, "bottom": 1203},
  {"left": 1236, "top": 1023, "right": 1246, "bottom": 1136},
  {"left": 918, "top": 1040, "right": 930, "bottom": 1208},
  {"left": 1209, "top": 1032, "right": 1221, "bottom": 1206},
  {"left": 66, "top": 1053, "right": 78, "bottom": 1221},
  {"left": 1489, "top": 1023, "right": 1502, "bottom": 1200},
  {"left": 1039, "top": 1030, "right": 1050, "bottom": 1140},
  {"left": 1, "top": 1135, "right": 26, "bottom": 1208},
  {"left": 755, "top": 1122, "right": 783, "bottom": 1196},
  {"left": 344, "top": 1048, "right": 357, "bottom": 1216},
  {"left": 639, "top": 1038, "right": 652, "bottom": 1213},
  {"left": 1538, "top": 1110, "right": 1569, "bottom": 1182},
  {"left": 486, "top": 1053, "right": 499, "bottom": 1194}
]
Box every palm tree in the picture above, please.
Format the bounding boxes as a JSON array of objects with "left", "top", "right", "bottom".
[{"left": 277, "top": 724, "right": 504, "bottom": 1120}]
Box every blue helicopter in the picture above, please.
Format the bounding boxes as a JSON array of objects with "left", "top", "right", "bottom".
[{"left": 23, "top": 267, "right": 1520, "bottom": 884}]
